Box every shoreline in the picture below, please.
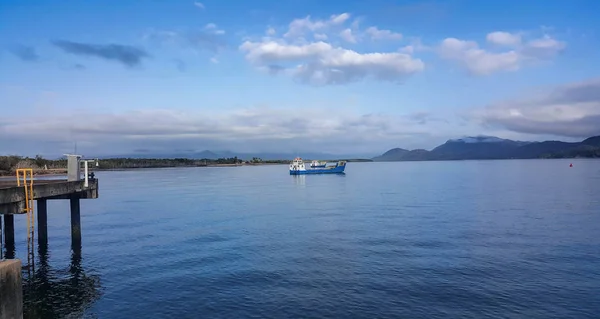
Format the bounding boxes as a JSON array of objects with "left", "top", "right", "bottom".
[{"left": 0, "top": 162, "right": 288, "bottom": 177}]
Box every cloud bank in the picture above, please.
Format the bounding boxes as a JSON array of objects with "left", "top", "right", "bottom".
[
  {"left": 0, "top": 106, "right": 457, "bottom": 156},
  {"left": 3, "top": 75, "right": 597, "bottom": 157},
  {"left": 472, "top": 78, "right": 600, "bottom": 137}
]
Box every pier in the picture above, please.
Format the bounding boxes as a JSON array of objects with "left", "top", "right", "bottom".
[
  {"left": 0, "top": 155, "right": 98, "bottom": 258},
  {"left": 0, "top": 155, "right": 99, "bottom": 318},
  {"left": 0, "top": 178, "right": 98, "bottom": 253}
]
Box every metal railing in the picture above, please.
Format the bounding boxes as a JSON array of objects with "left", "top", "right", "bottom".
[{"left": 16, "top": 168, "right": 35, "bottom": 272}]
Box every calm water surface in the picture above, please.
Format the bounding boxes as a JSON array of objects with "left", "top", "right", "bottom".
[{"left": 7, "top": 159, "right": 600, "bottom": 318}]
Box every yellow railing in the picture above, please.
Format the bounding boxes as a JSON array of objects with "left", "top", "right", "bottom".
[{"left": 16, "top": 168, "right": 35, "bottom": 272}]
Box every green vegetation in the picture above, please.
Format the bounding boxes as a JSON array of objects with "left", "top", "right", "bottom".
[
  {"left": 0, "top": 155, "right": 67, "bottom": 176},
  {"left": 338, "top": 159, "right": 373, "bottom": 162},
  {"left": 94, "top": 157, "right": 242, "bottom": 168},
  {"left": 539, "top": 146, "right": 600, "bottom": 159}
]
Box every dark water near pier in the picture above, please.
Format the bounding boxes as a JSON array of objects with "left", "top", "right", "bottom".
[{"left": 8, "top": 159, "right": 600, "bottom": 318}]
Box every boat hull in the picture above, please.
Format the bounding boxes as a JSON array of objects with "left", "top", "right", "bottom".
[{"left": 290, "top": 164, "right": 346, "bottom": 175}]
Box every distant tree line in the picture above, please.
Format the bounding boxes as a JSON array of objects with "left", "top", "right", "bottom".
[
  {"left": 0, "top": 155, "right": 248, "bottom": 175},
  {"left": 539, "top": 147, "right": 600, "bottom": 159},
  {"left": 76, "top": 157, "right": 245, "bottom": 169},
  {"left": 0, "top": 155, "right": 67, "bottom": 175},
  {"left": 0, "top": 155, "right": 366, "bottom": 176}
]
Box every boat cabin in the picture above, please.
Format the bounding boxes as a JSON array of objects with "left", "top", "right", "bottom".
[{"left": 290, "top": 157, "right": 306, "bottom": 171}]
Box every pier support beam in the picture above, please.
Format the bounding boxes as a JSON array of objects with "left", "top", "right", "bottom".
[
  {"left": 3, "top": 214, "right": 15, "bottom": 259},
  {"left": 37, "top": 199, "right": 48, "bottom": 245},
  {"left": 0, "top": 259, "right": 23, "bottom": 319},
  {"left": 70, "top": 197, "right": 81, "bottom": 247}
]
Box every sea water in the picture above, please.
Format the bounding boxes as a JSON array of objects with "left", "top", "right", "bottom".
[{"left": 8, "top": 159, "right": 600, "bottom": 318}]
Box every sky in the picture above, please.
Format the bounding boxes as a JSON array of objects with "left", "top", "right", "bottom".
[{"left": 1, "top": 0, "right": 600, "bottom": 158}]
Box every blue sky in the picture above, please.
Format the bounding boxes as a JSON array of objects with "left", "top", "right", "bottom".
[{"left": 1, "top": 0, "right": 600, "bottom": 157}]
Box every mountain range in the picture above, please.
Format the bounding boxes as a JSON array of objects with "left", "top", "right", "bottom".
[
  {"left": 90, "top": 135, "right": 600, "bottom": 162},
  {"left": 99, "top": 150, "right": 375, "bottom": 161},
  {"left": 372, "top": 135, "right": 600, "bottom": 161}
]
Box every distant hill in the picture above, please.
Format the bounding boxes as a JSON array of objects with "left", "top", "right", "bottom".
[
  {"left": 373, "top": 135, "right": 600, "bottom": 161},
  {"left": 582, "top": 136, "right": 600, "bottom": 147},
  {"left": 100, "top": 150, "right": 375, "bottom": 161}
]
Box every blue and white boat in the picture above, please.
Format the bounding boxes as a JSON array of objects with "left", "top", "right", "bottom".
[{"left": 289, "top": 157, "right": 346, "bottom": 175}]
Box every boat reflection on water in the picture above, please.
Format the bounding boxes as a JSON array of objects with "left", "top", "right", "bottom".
[
  {"left": 291, "top": 170, "right": 346, "bottom": 188},
  {"left": 22, "top": 235, "right": 102, "bottom": 318},
  {"left": 291, "top": 174, "right": 306, "bottom": 186}
]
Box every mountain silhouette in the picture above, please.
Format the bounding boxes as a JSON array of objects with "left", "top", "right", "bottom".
[{"left": 373, "top": 135, "right": 600, "bottom": 161}]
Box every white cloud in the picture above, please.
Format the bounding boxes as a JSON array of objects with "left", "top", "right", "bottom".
[
  {"left": 407, "top": 37, "right": 431, "bottom": 52},
  {"left": 314, "top": 33, "right": 328, "bottom": 41},
  {"left": 283, "top": 13, "right": 351, "bottom": 39},
  {"left": 366, "top": 27, "right": 403, "bottom": 41},
  {"left": 350, "top": 18, "right": 362, "bottom": 30},
  {"left": 204, "top": 23, "right": 225, "bottom": 35},
  {"left": 266, "top": 27, "right": 276, "bottom": 36},
  {"left": 330, "top": 13, "right": 351, "bottom": 25},
  {"left": 193, "top": 2, "right": 204, "bottom": 9},
  {"left": 239, "top": 13, "right": 423, "bottom": 85},
  {"left": 339, "top": 29, "right": 357, "bottom": 43},
  {"left": 439, "top": 38, "right": 520, "bottom": 75},
  {"left": 521, "top": 35, "right": 566, "bottom": 58},
  {"left": 399, "top": 45, "right": 414, "bottom": 54},
  {"left": 279, "top": 13, "right": 404, "bottom": 45},
  {"left": 438, "top": 32, "right": 565, "bottom": 75},
  {"left": 239, "top": 40, "right": 424, "bottom": 85},
  {"left": 486, "top": 31, "right": 521, "bottom": 46},
  {"left": 470, "top": 77, "right": 600, "bottom": 137},
  {"left": 210, "top": 57, "right": 219, "bottom": 64}
]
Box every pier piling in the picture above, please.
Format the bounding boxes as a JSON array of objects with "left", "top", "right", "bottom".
[
  {"left": 0, "top": 259, "right": 23, "bottom": 319},
  {"left": 3, "top": 214, "right": 15, "bottom": 259},
  {"left": 70, "top": 197, "right": 81, "bottom": 246},
  {"left": 37, "top": 199, "right": 48, "bottom": 245}
]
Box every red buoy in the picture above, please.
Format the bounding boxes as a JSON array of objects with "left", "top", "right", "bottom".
[{"left": 570, "top": 163, "right": 573, "bottom": 167}]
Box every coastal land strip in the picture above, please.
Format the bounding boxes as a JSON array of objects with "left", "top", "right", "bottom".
[{"left": 0, "top": 155, "right": 371, "bottom": 177}]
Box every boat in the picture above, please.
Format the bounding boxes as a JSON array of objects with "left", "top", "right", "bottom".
[
  {"left": 310, "top": 160, "right": 327, "bottom": 168},
  {"left": 289, "top": 157, "right": 346, "bottom": 175}
]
